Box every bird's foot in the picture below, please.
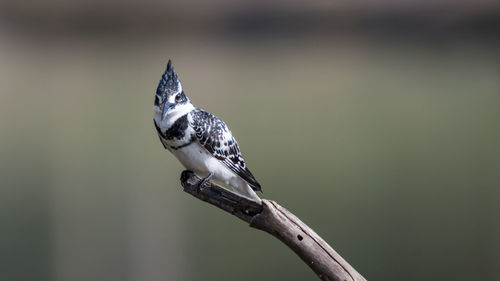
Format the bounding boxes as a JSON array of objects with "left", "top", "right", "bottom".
[{"left": 197, "top": 172, "right": 214, "bottom": 190}]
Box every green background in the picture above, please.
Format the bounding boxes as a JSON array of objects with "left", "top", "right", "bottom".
[{"left": 1, "top": 1, "right": 500, "bottom": 280}]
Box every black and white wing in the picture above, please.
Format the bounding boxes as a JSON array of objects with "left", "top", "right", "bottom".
[{"left": 190, "top": 109, "right": 262, "bottom": 191}]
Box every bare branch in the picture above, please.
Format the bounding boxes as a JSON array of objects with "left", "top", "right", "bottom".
[{"left": 180, "top": 170, "right": 367, "bottom": 281}]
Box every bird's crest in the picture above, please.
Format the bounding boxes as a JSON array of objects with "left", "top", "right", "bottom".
[{"left": 156, "top": 60, "right": 181, "bottom": 96}]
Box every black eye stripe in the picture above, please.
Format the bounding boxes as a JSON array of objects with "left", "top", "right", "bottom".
[{"left": 175, "top": 91, "right": 187, "bottom": 103}]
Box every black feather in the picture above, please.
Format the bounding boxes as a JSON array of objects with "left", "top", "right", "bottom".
[
  {"left": 156, "top": 59, "right": 180, "bottom": 96},
  {"left": 190, "top": 108, "right": 262, "bottom": 191}
]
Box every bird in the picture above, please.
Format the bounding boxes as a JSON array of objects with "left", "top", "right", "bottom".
[{"left": 153, "top": 60, "right": 262, "bottom": 202}]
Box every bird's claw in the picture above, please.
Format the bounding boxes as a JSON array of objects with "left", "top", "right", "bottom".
[{"left": 197, "top": 172, "right": 214, "bottom": 190}]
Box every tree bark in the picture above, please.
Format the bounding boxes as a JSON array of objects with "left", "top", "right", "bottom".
[{"left": 180, "top": 170, "right": 367, "bottom": 281}]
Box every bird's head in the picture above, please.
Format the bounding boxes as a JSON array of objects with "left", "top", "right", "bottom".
[{"left": 154, "top": 60, "right": 190, "bottom": 121}]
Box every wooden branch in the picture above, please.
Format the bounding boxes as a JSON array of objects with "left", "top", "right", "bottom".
[{"left": 180, "top": 170, "right": 367, "bottom": 281}]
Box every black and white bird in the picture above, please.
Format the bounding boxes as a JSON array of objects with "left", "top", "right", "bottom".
[{"left": 153, "top": 60, "right": 262, "bottom": 202}]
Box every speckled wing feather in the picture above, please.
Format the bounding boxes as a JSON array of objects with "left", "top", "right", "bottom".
[{"left": 190, "top": 108, "right": 262, "bottom": 191}]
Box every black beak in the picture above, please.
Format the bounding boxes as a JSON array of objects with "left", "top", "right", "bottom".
[{"left": 161, "top": 100, "right": 174, "bottom": 121}]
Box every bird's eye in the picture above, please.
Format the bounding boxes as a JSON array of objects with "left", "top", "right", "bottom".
[{"left": 175, "top": 94, "right": 182, "bottom": 102}]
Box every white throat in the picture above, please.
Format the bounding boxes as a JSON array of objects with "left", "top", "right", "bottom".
[{"left": 154, "top": 102, "right": 195, "bottom": 131}]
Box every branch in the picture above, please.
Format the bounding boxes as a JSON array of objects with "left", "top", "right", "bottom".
[{"left": 180, "top": 170, "right": 367, "bottom": 281}]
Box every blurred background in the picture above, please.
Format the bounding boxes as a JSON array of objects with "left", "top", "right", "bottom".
[{"left": 1, "top": 1, "right": 500, "bottom": 280}]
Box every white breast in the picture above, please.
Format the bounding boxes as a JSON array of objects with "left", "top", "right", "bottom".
[{"left": 172, "top": 142, "right": 240, "bottom": 187}]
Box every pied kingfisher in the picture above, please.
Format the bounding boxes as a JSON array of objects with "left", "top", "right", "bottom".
[{"left": 153, "top": 60, "right": 262, "bottom": 202}]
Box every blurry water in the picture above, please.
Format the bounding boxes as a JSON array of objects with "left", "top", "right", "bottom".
[{"left": 1, "top": 29, "right": 499, "bottom": 281}]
